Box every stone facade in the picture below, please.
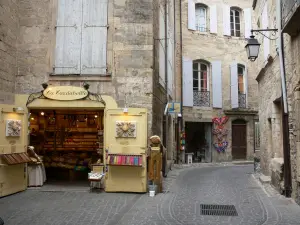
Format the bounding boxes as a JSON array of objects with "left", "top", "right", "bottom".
[
  {"left": 0, "top": 0, "right": 179, "bottom": 162},
  {"left": 0, "top": 0, "right": 19, "bottom": 104},
  {"left": 181, "top": 0, "right": 259, "bottom": 162},
  {"left": 252, "top": 0, "right": 300, "bottom": 204}
]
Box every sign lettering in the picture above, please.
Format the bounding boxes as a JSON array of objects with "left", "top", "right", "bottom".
[{"left": 43, "top": 86, "right": 89, "bottom": 101}]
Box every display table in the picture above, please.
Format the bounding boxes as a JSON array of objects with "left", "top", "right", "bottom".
[
  {"left": 185, "top": 153, "right": 194, "bottom": 164},
  {"left": 88, "top": 172, "right": 104, "bottom": 191},
  {"left": 28, "top": 162, "right": 45, "bottom": 187}
]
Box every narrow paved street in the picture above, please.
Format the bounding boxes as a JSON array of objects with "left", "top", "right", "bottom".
[{"left": 1, "top": 164, "right": 300, "bottom": 225}]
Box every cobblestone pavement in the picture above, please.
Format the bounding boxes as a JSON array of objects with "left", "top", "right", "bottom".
[{"left": 1, "top": 164, "right": 300, "bottom": 225}]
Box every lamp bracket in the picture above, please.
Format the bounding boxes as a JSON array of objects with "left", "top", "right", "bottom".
[{"left": 251, "top": 29, "right": 278, "bottom": 40}]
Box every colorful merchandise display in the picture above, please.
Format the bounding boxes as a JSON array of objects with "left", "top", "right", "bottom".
[
  {"left": 107, "top": 154, "right": 142, "bottom": 166},
  {"left": 212, "top": 115, "right": 229, "bottom": 153}
]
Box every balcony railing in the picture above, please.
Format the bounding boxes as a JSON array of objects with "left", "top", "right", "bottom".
[
  {"left": 282, "top": 0, "right": 300, "bottom": 35},
  {"left": 238, "top": 93, "right": 246, "bottom": 108},
  {"left": 193, "top": 91, "right": 210, "bottom": 107}
]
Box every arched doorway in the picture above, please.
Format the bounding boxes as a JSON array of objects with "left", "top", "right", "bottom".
[{"left": 232, "top": 119, "right": 247, "bottom": 160}]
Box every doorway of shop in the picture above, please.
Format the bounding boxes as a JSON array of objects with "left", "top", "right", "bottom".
[
  {"left": 28, "top": 109, "right": 104, "bottom": 188},
  {"left": 185, "top": 122, "right": 212, "bottom": 163},
  {"left": 232, "top": 119, "right": 247, "bottom": 160}
]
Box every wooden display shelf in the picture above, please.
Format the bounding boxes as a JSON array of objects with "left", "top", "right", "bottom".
[
  {"left": 45, "top": 128, "right": 98, "bottom": 133},
  {"left": 44, "top": 145, "right": 102, "bottom": 148},
  {"left": 46, "top": 139, "right": 98, "bottom": 142},
  {"left": 43, "top": 148, "right": 97, "bottom": 152}
]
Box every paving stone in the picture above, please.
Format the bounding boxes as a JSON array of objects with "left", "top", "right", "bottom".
[{"left": 1, "top": 165, "right": 300, "bottom": 225}]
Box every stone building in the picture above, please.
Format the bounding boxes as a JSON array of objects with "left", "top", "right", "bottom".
[
  {"left": 0, "top": 0, "right": 180, "bottom": 163},
  {"left": 252, "top": 0, "right": 300, "bottom": 204},
  {"left": 181, "top": 0, "right": 259, "bottom": 163}
]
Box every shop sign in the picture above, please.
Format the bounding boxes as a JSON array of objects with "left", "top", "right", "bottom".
[{"left": 43, "top": 86, "right": 89, "bottom": 101}]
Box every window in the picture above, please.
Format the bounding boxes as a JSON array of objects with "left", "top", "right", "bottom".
[
  {"left": 254, "top": 121, "right": 260, "bottom": 150},
  {"left": 195, "top": 5, "right": 207, "bottom": 32},
  {"left": 230, "top": 9, "right": 241, "bottom": 37},
  {"left": 238, "top": 65, "right": 244, "bottom": 94},
  {"left": 193, "top": 62, "right": 209, "bottom": 92},
  {"left": 54, "top": 0, "right": 108, "bottom": 75}
]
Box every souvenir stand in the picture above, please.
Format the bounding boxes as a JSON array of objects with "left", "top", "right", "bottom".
[{"left": 104, "top": 108, "right": 148, "bottom": 193}]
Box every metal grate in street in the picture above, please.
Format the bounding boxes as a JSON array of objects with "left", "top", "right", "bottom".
[{"left": 200, "top": 204, "right": 238, "bottom": 216}]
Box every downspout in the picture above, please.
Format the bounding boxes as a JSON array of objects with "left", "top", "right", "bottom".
[
  {"left": 179, "top": 0, "right": 183, "bottom": 163},
  {"left": 277, "top": 0, "right": 292, "bottom": 197},
  {"left": 164, "top": 0, "right": 169, "bottom": 159},
  {"left": 179, "top": 0, "right": 183, "bottom": 129}
]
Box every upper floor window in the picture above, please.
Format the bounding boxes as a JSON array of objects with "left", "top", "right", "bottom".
[
  {"left": 238, "top": 65, "right": 245, "bottom": 94},
  {"left": 195, "top": 4, "right": 207, "bottom": 32},
  {"left": 193, "top": 61, "right": 209, "bottom": 92},
  {"left": 54, "top": 0, "right": 108, "bottom": 75},
  {"left": 230, "top": 9, "right": 241, "bottom": 37}
]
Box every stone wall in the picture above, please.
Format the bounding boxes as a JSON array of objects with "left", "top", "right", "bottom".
[
  {"left": 252, "top": 0, "right": 300, "bottom": 204},
  {"left": 15, "top": 0, "right": 156, "bottom": 136},
  {"left": 0, "top": 0, "right": 19, "bottom": 104},
  {"left": 181, "top": 0, "right": 258, "bottom": 161}
]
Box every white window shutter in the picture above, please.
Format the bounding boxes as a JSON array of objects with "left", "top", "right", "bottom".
[
  {"left": 54, "top": 0, "right": 82, "bottom": 74},
  {"left": 211, "top": 61, "right": 222, "bottom": 108},
  {"left": 223, "top": 4, "right": 230, "bottom": 36},
  {"left": 183, "top": 57, "right": 193, "bottom": 107},
  {"left": 188, "top": 0, "right": 196, "bottom": 30},
  {"left": 230, "top": 62, "right": 239, "bottom": 109},
  {"left": 210, "top": 5, "right": 218, "bottom": 34},
  {"left": 262, "top": 3, "right": 269, "bottom": 62},
  {"left": 244, "top": 8, "right": 252, "bottom": 38},
  {"left": 81, "top": 0, "right": 108, "bottom": 75},
  {"left": 244, "top": 67, "right": 248, "bottom": 107},
  {"left": 159, "top": 6, "right": 165, "bottom": 85}
]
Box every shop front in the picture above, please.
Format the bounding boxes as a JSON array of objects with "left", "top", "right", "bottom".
[{"left": 0, "top": 85, "right": 149, "bottom": 197}]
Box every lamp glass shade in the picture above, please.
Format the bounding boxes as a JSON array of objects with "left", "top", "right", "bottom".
[{"left": 245, "top": 36, "right": 261, "bottom": 62}]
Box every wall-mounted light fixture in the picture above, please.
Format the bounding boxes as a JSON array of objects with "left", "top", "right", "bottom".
[
  {"left": 123, "top": 108, "right": 128, "bottom": 114},
  {"left": 12, "top": 107, "right": 24, "bottom": 113}
]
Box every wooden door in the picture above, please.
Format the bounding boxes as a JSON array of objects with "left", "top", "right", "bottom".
[{"left": 232, "top": 122, "right": 247, "bottom": 160}]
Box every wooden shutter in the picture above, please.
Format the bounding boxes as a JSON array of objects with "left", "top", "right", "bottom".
[
  {"left": 244, "top": 8, "right": 252, "bottom": 38},
  {"left": 210, "top": 5, "right": 217, "bottom": 34},
  {"left": 244, "top": 66, "right": 248, "bottom": 107},
  {"left": 81, "top": 0, "right": 108, "bottom": 74},
  {"left": 262, "top": 3, "right": 269, "bottom": 62},
  {"left": 182, "top": 57, "right": 193, "bottom": 107},
  {"left": 223, "top": 4, "right": 230, "bottom": 36},
  {"left": 211, "top": 61, "right": 222, "bottom": 108},
  {"left": 188, "top": 0, "right": 196, "bottom": 30},
  {"left": 230, "top": 62, "right": 239, "bottom": 108},
  {"left": 54, "top": 0, "right": 82, "bottom": 74}
]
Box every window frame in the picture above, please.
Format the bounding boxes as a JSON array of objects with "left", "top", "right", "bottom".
[
  {"left": 230, "top": 8, "right": 241, "bottom": 37},
  {"left": 237, "top": 64, "right": 245, "bottom": 94},
  {"left": 193, "top": 61, "right": 210, "bottom": 92},
  {"left": 195, "top": 4, "right": 208, "bottom": 32},
  {"left": 254, "top": 120, "right": 260, "bottom": 150}
]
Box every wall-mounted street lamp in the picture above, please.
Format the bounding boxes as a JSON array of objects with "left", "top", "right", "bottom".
[
  {"left": 245, "top": 24, "right": 292, "bottom": 198},
  {"left": 245, "top": 29, "right": 278, "bottom": 61}
]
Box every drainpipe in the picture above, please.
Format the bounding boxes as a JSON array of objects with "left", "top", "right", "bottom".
[
  {"left": 179, "top": 0, "right": 184, "bottom": 164},
  {"left": 277, "top": 0, "right": 292, "bottom": 197},
  {"left": 164, "top": 0, "right": 169, "bottom": 160},
  {"left": 179, "top": 0, "right": 183, "bottom": 129}
]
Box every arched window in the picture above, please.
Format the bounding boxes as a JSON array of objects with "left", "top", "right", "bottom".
[
  {"left": 195, "top": 4, "right": 207, "bottom": 32},
  {"left": 193, "top": 61, "right": 209, "bottom": 92},
  {"left": 230, "top": 8, "right": 241, "bottom": 37}
]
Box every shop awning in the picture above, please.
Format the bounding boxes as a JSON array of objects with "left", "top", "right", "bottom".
[{"left": 1, "top": 153, "right": 32, "bottom": 165}]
